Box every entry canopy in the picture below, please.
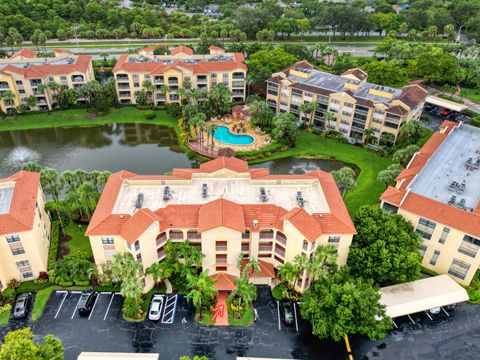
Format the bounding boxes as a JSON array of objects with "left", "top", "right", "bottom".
[
  {"left": 425, "top": 95, "right": 468, "bottom": 112},
  {"left": 379, "top": 275, "right": 469, "bottom": 318}
]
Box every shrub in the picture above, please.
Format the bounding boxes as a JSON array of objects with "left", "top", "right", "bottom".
[
  {"left": 7, "top": 279, "right": 20, "bottom": 289},
  {"left": 144, "top": 110, "right": 156, "bottom": 120},
  {"left": 0, "top": 303, "right": 12, "bottom": 315},
  {"left": 48, "top": 222, "right": 60, "bottom": 270},
  {"left": 136, "top": 105, "right": 153, "bottom": 110},
  {"left": 75, "top": 280, "right": 90, "bottom": 286},
  {"left": 1, "top": 288, "right": 15, "bottom": 300},
  {"left": 58, "top": 281, "right": 74, "bottom": 287},
  {"left": 166, "top": 103, "right": 182, "bottom": 118},
  {"left": 34, "top": 277, "right": 48, "bottom": 286}
]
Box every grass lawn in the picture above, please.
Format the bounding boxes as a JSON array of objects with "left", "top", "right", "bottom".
[
  {"left": 64, "top": 222, "right": 93, "bottom": 258},
  {"left": 461, "top": 87, "right": 480, "bottom": 104},
  {"left": 0, "top": 107, "right": 179, "bottom": 133},
  {"left": 250, "top": 132, "right": 393, "bottom": 215},
  {"left": 228, "top": 307, "right": 254, "bottom": 327},
  {"left": 0, "top": 310, "right": 10, "bottom": 325}
]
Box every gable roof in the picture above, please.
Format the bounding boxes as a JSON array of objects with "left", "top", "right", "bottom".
[
  {"left": 198, "top": 156, "right": 249, "bottom": 173},
  {"left": 209, "top": 272, "right": 237, "bottom": 291},
  {"left": 341, "top": 67, "right": 368, "bottom": 81},
  {"left": 120, "top": 208, "right": 158, "bottom": 244},
  {"left": 171, "top": 45, "right": 193, "bottom": 55},
  {"left": 0, "top": 171, "right": 40, "bottom": 235},
  {"left": 281, "top": 207, "right": 323, "bottom": 242},
  {"left": 10, "top": 49, "right": 37, "bottom": 59},
  {"left": 198, "top": 198, "right": 245, "bottom": 233}
]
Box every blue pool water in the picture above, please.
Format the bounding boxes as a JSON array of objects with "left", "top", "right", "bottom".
[{"left": 213, "top": 126, "right": 255, "bottom": 145}]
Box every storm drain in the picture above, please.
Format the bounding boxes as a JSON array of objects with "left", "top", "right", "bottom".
[{"left": 161, "top": 294, "right": 178, "bottom": 324}]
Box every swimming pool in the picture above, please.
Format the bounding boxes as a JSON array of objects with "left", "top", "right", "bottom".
[{"left": 213, "top": 126, "right": 255, "bottom": 145}]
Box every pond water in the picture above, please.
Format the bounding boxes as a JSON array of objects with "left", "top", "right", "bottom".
[{"left": 0, "top": 124, "right": 353, "bottom": 178}]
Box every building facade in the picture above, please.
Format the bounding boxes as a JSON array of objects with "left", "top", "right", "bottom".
[
  {"left": 86, "top": 157, "right": 356, "bottom": 292},
  {"left": 112, "top": 46, "right": 247, "bottom": 106},
  {"left": 380, "top": 121, "right": 480, "bottom": 285},
  {"left": 0, "top": 171, "right": 51, "bottom": 289},
  {"left": 0, "top": 49, "right": 94, "bottom": 113},
  {"left": 266, "top": 61, "right": 428, "bottom": 143}
]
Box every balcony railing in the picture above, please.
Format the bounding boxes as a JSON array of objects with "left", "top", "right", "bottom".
[
  {"left": 116, "top": 75, "right": 129, "bottom": 81},
  {"left": 156, "top": 236, "right": 167, "bottom": 247},
  {"left": 215, "top": 246, "right": 227, "bottom": 251},
  {"left": 157, "top": 250, "right": 166, "bottom": 259},
  {"left": 259, "top": 246, "right": 272, "bottom": 252},
  {"left": 233, "top": 73, "right": 245, "bottom": 79},
  {"left": 259, "top": 232, "right": 274, "bottom": 239},
  {"left": 241, "top": 245, "right": 250, "bottom": 252},
  {"left": 72, "top": 76, "right": 84, "bottom": 83},
  {"left": 169, "top": 233, "right": 184, "bottom": 240},
  {"left": 274, "top": 247, "right": 285, "bottom": 258},
  {"left": 187, "top": 233, "right": 201, "bottom": 240},
  {"left": 276, "top": 234, "right": 287, "bottom": 245},
  {"left": 216, "top": 257, "right": 227, "bottom": 264}
]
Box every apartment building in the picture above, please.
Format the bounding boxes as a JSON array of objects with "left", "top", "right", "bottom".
[
  {"left": 0, "top": 171, "right": 51, "bottom": 289},
  {"left": 112, "top": 46, "right": 247, "bottom": 105},
  {"left": 0, "top": 49, "right": 94, "bottom": 113},
  {"left": 266, "top": 61, "right": 428, "bottom": 143},
  {"left": 380, "top": 121, "right": 480, "bottom": 285},
  {"left": 86, "top": 157, "right": 356, "bottom": 292}
]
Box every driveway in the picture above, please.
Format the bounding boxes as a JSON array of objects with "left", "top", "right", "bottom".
[{"left": 4, "top": 286, "right": 345, "bottom": 360}]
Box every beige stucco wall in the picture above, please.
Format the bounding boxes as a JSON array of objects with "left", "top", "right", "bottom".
[{"left": 0, "top": 186, "right": 51, "bottom": 288}]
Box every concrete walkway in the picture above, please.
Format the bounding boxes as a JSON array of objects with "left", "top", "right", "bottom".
[{"left": 164, "top": 279, "right": 173, "bottom": 294}]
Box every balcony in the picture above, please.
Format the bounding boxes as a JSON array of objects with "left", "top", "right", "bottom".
[
  {"left": 187, "top": 231, "right": 201, "bottom": 240},
  {"left": 259, "top": 245, "right": 272, "bottom": 252},
  {"left": 274, "top": 247, "right": 285, "bottom": 258},
  {"left": 196, "top": 76, "right": 207, "bottom": 83},
  {"left": 355, "top": 109, "right": 369, "bottom": 116},
  {"left": 216, "top": 245, "right": 227, "bottom": 251},
  {"left": 216, "top": 257, "right": 227, "bottom": 264},
  {"left": 156, "top": 233, "right": 167, "bottom": 247},
  {"left": 157, "top": 249, "right": 166, "bottom": 259},
  {"left": 233, "top": 73, "right": 245, "bottom": 79},
  {"left": 154, "top": 76, "right": 164, "bottom": 84},
  {"left": 0, "top": 83, "right": 9, "bottom": 89},
  {"left": 116, "top": 75, "right": 129, "bottom": 81},
  {"left": 118, "top": 92, "right": 131, "bottom": 98},
  {"left": 241, "top": 244, "right": 250, "bottom": 252},
  {"left": 118, "top": 84, "right": 130, "bottom": 89},
  {"left": 71, "top": 76, "right": 84, "bottom": 83},
  {"left": 232, "top": 89, "right": 244, "bottom": 96},
  {"left": 169, "top": 232, "right": 184, "bottom": 240},
  {"left": 276, "top": 232, "right": 287, "bottom": 245},
  {"left": 260, "top": 230, "right": 274, "bottom": 240},
  {"left": 232, "top": 81, "right": 244, "bottom": 88}
]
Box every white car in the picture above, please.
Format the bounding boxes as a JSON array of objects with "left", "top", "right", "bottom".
[{"left": 148, "top": 294, "right": 164, "bottom": 321}]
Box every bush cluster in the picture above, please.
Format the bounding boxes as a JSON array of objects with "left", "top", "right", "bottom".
[
  {"left": 47, "top": 222, "right": 60, "bottom": 270},
  {"left": 144, "top": 110, "right": 156, "bottom": 120}
]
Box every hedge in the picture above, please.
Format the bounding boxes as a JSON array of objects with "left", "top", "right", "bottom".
[
  {"left": 47, "top": 222, "right": 60, "bottom": 270},
  {"left": 236, "top": 142, "right": 287, "bottom": 160}
]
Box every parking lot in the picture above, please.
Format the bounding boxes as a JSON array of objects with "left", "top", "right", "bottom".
[{"left": 26, "top": 286, "right": 346, "bottom": 360}]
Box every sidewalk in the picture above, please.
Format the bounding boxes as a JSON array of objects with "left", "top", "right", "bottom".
[{"left": 214, "top": 291, "right": 229, "bottom": 326}]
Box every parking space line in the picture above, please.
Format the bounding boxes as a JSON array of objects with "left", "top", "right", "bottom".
[
  {"left": 54, "top": 292, "right": 68, "bottom": 319},
  {"left": 88, "top": 293, "right": 101, "bottom": 320},
  {"left": 161, "top": 294, "right": 178, "bottom": 324},
  {"left": 103, "top": 293, "right": 115, "bottom": 321},
  {"left": 70, "top": 291, "right": 82, "bottom": 294},
  {"left": 293, "top": 302, "right": 299, "bottom": 332},
  {"left": 276, "top": 300, "right": 281, "bottom": 331},
  {"left": 71, "top": 295, "right": 83, "bottom": 319}
]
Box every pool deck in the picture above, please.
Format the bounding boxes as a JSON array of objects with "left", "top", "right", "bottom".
[{"left": 206, "top": 117, "right": 270, "bottom": 152}]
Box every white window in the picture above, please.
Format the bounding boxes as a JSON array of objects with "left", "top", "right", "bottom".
[
  {"left": 101, "top": 237, "right": 114, "bottom": 244},
  {"left": 6, "top": 235, "right": 20, "bottom": 243}
]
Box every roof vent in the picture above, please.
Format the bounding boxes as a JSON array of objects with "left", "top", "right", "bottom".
[{"left": 253, "top": 219, "right": 258, "bottom": 229}]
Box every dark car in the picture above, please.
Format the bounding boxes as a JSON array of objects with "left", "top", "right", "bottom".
[
  {"left": 13, "top": 293, "right": 31, "bottom": 319},
  {"left": 78, "top": 290, "right": 97, "bottom": 316},
  {"left": 280, "top": 301, "right": 295, "bottom": 326}
]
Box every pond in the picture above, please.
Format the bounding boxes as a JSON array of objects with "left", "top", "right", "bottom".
[{"left": 0, "top": 124, "right": 354, "bottom": 178}]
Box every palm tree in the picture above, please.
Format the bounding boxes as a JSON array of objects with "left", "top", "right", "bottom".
[
  {"left": 142, "top": 80, "right": 155, "bottom": 105},
  {"left": 62, "top": 170, "right": 84, "bottom": 218},
  {"left": 362, "top": 128, "right": 376, "bottom": 145},
  {"left": 206, "top": 123, "right": 217, "bottom": 150},
  {"left": 299, "top": 102, "right": 318, "bottom": 126},
  {"left": 88, "top": 170, "right": 111, "bottom": 193},
  {"left": 160, "top": 85, "right": 169, "bottom": 102},
  {"left": 277, "top": 262, "right": 298, "bottom": 288},
  {"left": 187, "top": 270, "right": 218, "bottom": 321},
  {"left": 146, "top": 262, "right": 172, "bottom": 288},
  {"left": 305, "top": 246, "right": 338, "bottom": 282},
  {"left": 323, "top": 111, "right": 336, "bottom": 130},
  {"left": 25, "top": 95, "right": 37, "bottom": 111},
  {"left": 77, "top": 182, "right": 98, "bottom": 220},
  {"left": 229, "top": 276, "right": 257, "bottom": 318},
  {"left": 40, "top": 167, "right": 65, "bottom": 229}
]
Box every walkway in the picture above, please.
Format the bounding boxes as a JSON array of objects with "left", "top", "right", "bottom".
[
  {"left": 214, "top": 291, "right": 229, "bottom": 326},
  {"left": 164, "top": 279, "right": 172, "bottom": 294}
]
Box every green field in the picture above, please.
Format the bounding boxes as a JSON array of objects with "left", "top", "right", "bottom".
[
  {"left": 0, "top": 310, "right": 10, "bottom": 325},
  {"left": 462, "top": 87, "right": 480, "bottom": 103},
  {"left": 64, "top": 222, "right": 93, "bottom": 258}
]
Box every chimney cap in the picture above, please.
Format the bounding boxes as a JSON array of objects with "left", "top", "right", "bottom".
[{"left": 253, "top": 219, "right": 259, "bottom": 228}]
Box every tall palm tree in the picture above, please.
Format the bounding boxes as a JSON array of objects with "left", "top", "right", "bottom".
[
  {"left": 229, "top": 276, "right": 257, "bottom": 318},
  {"left": 25, "top": 95, "right": 38, "bottom": 111},
  {"left": 146, "top": 262, "right": 172, "bottom": 288},
  {"left": 77, "top": 182, "right": 98, "bottom": 220},
  {"left": 277, "top": 262, "right": 298, "bottom": 289},
  {"left": 362, "top": 128, "right": 376, "bottom": 145},
  {"left": 187, "top": 270, "right": 218, "bottom": 321},
  {"left": 299, "top": 102, "right": 318, "bottom": 126},
  {"left": 40, "top": 167, "right": 65, "bottom": 229},
  {"left": 206, "top": 123, "right": 217, "bottom": 150},
  {"left": 323, "top": 111, "right": 336, "bottom": 130},
  {"left": 142, "top": 80, "right": 155, "bottom": 105},
  {"left": 305, "top": 246, "right": 338, "bottom": 282}
]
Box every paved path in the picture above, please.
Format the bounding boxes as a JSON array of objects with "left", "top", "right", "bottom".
[
  {"left": 164, "top": 279, "right": 172, "bottom": 294},
  {"left": 214, "top": 291, "right": 229, "bottom": 326}
]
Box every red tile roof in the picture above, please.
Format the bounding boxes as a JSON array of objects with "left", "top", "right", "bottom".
[
  {"left": 341, "top": 67, "right": 368, "bottom": 81},
  {"left": 241, "top": 259, "right": 275, "bottom": 278},
  {"left": 0, "top": 171, "right": 40, "bottom": 235},
  {"left": 171, "top": 45, "right": 193, "bottom": 55},
  {"left": 198, "top": 198, "right": 245, "bottom": 233},
  {"left": 87, "top": 157, "right": 356, "bottom": 242},
  {"left": 209, "top": 272, "right": 237, "bottom": 291},
  {"left": 120, "top": 208, "right": 158, "bottom": 243},
  {"left": 1, "top": 55, "right": 92, "bottom": 78},
  {"left": 380, "top": 121, "right": 480, "bottom": 238},
  {"left": 397, "top": 85, "right": 428, "bottom": 109},
  {"left": 10, "top": 49, "right": 37, "bottom": 59}
]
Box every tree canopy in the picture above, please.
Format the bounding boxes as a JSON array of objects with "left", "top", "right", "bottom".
[
  {"left": 0, "top": 328, "right": 64, "bottom": 360},
  {"left": 362, "top": 61, "right": 410, "bottom": 88},
  {"left": 347, "top": 205, "right": 422, "bottom": 286},
  {"left": 300, "top": 267, "right": 391, "bottom": 341},
  {"left": 246, "top": 48, "right": 297, "bottom": 87}
]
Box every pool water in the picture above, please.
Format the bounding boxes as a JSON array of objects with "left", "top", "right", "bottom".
[{"left": 213, "top": 126, "right": 255, "bottom": 145}]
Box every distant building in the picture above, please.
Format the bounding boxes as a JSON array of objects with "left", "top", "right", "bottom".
[
  {"left": 86, "top": 157, "right": 356, "bottom": 292},
  {"left": 380, "top": 121, "right": 480, "bottom": 285},
  {"left": 0, "top": 171, "right": 51, "bottom": 289},
  {"left": 0, "top": 49, "right": 94, "bottom": 113},
  {"left": 203, "top": 4, "right": 221, "bottom": 18},
  {"left": 266, "top": 61, "right": 428, "bottom": 143},
  {"left": 112, "top": 46, "right": 247, "bottom": 106}
]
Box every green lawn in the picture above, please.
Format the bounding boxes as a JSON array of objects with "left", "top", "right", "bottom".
[
  {"left": 32, "top": 286, "right": 56, "bottom": 321},
  {"left": 228, "top": 307, "right": 254, "bottom": 327},
  {"left": 0, "top": 107, "right": 179, "bottom": 133},
  {"left": 0, "top": 310, "right": 10, "bottom": 325},
  {"left": 251, "top": 132, "right": 393, "bottom": 215},
  {"left": 461, "top": 87, "right": 480, "bottom": 103},
  {"left": 64, "top": 222, "right": 93, "bottom": 258}
]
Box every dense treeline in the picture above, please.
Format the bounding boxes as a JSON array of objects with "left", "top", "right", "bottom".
[{"left": 0, "top": 0, "right": 479, "bottom": 42}]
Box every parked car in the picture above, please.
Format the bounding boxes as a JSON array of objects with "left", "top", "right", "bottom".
[
  {"left": 78, "top": 290, "right": 97, "bottom": 316},
  {"left": 441, "top": 109, "right": 451, "bottom": 117},
  {"left": 280, "top": 301, "right": 294, "bottom": 326},
  {"left": 148, "top": 294, "right": 164, "bottom": 321},
  {"left": 13, "top": 293, "right": 31, "bottom": 319}
]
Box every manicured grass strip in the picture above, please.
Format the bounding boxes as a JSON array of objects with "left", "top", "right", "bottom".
[
  {"left": 461, "top": 87, "right": 480, "bottom": 103},
  {"left": 250, "top": 132, "right": 393, "bottom": 215},
  {"left": 228, "top": 307, "right": 254, "bottom": 327},
  {"left": 0, "top": 310, "right": 10, "bottom": 325},
  {"left": 32, "top": 287, "right": 56, "bottom": 321},
  {"left": 64, "top": 222, "right": 93, "bottom": 258}
]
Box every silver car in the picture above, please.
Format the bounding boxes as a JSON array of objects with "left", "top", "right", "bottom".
[
  {"left": 13, "top": 293, "right": 31, "bottom": 319},
  {"left": 148, "top": 294, "right": 164, "bottom": 321}
]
